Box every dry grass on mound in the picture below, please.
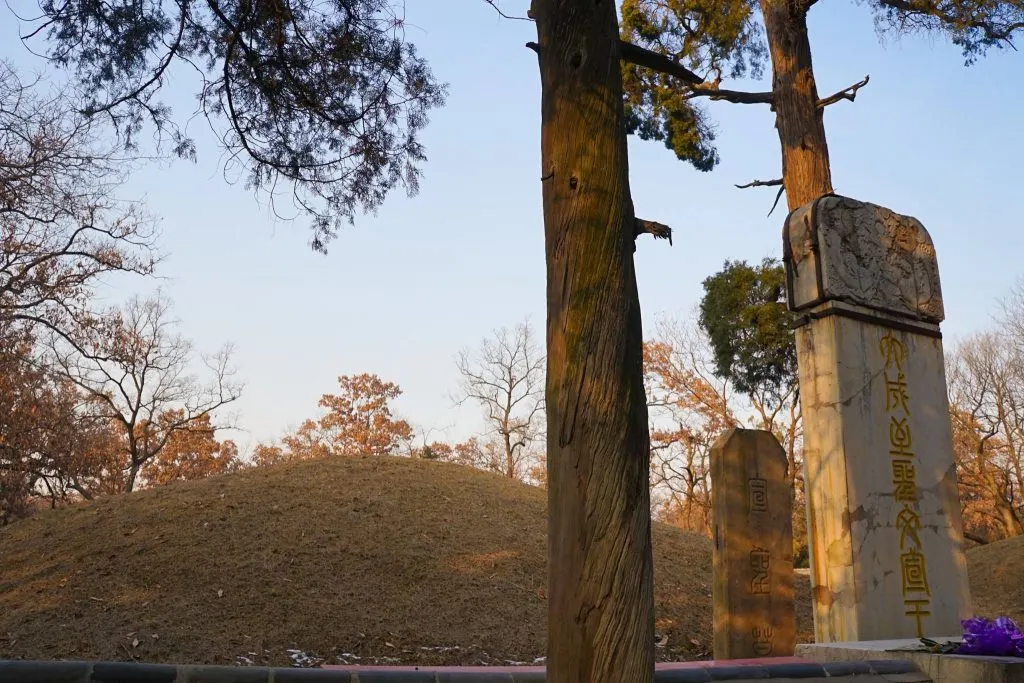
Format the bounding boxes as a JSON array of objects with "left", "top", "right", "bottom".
[
  {"left": 967, "top": 535, "right": 1024, "bottom": 625},
  {"left": 0, "top": 456, "right": 816, "bottom": 667}
]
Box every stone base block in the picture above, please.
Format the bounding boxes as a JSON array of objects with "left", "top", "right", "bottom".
[{"left": 797, "top": 639, "right": 1024, "bottom": 683}]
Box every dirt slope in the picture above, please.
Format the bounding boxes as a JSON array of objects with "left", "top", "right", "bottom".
[{"left": 0, "top": 455, "right": 816, "bottom": 667}]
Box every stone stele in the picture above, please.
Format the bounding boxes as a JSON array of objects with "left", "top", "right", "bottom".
[
  {"left": 711, "top": 428, "right": 795, "bottom": 660},
  {"left": 783, "top": 194, "right": 971, "bottom": 643}
]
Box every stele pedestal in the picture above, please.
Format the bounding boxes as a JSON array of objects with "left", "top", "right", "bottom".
[{"left": 782, "top": 194, "right": 972, "bottom": 643}]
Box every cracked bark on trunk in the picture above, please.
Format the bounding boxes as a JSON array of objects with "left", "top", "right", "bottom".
[{"left": 531, "top": 0, "right": 655, "bottom": 682}]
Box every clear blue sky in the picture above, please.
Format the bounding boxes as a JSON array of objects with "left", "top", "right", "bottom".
[{"left": 1, "top": 2, "right": 1021, "bottom": 453}]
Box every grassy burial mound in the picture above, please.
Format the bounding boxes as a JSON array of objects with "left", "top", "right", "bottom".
[
  {"left": 966, "top": 534, "right": 1024, "bottom": 626},
  {"left": 31, "top": 455, "right": 1024, "bottom": 667},
  {"left": 1, "top": 456, "right": 816, "bottom": 666}
]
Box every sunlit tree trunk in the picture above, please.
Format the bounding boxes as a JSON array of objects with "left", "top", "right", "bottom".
[
  {"left": 531, "top": 0, "right": 655, "bottom": 681},
  {"left": 760, "top": 0, "right": 833, "bottom": 211}
]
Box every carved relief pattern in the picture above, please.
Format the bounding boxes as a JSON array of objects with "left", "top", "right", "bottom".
[{"left": 787, "top": 196, "right": 944, "bottom": 322}]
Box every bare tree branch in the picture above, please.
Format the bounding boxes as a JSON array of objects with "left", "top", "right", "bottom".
[
  {"left": 735, "top": 178, "right": 783, "bottom": 189},
  {"left": 687, "top": 86, "right": 773, "bottom": 105},
  {"left": 483, "top": 0, "right": 534, "bottom": 21},
  {"left": 635, "top": 218, "right": 672, "bottom": 246},
  {"left": 0, "top": 63, "right": 159, "bottom": 344},
  {"left": 817, "top": 75, "right": 870, "bottom": 108},
  {"left": 733, "top": 178, "right": 787, "bottom": 216},
  {"left": 768, "top": 186, "right": 787, "bottom": 217}
]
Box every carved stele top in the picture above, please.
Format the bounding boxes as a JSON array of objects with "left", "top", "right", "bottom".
[{"left": 782, "top": 195, "right": 944, "bottom": 323}]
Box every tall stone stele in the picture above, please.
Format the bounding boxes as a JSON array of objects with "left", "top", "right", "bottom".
[{"left": 782, "top": 194, "right": 972, "bottom": 643}]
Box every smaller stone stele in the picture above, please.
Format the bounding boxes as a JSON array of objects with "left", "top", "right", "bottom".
[
  {"left": 711, "top": 428, "right": 795, "bottom": 661},
  {"left": 783, "top": 194, "right": 944, "bottom": 324}
]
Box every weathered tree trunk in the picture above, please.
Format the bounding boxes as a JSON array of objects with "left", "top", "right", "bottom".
[
  {"left": 759, "top": 0, "right": 833, "bottom": 211},
  {"left": 982, "top": 469, "right": 1024, "bottom": 538},
  {"left": 125, "top": 462, "right": 141, "bottom": 493},
  {"left": 531, "top": 1, "right": 655, "bottom": 682},
  {"left": 504, "top": 431, "right": 516, "bottom": 479}
]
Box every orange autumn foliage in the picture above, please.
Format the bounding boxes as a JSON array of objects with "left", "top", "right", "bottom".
[
  {"left": 253, "top": 374, "right": 413, "bottom": 464},
  {"left": 317, "top": 374, "right": 412, "bottom": 456},
  {"left": 142, "top": 412, "right": 241, "bottom": 486}
]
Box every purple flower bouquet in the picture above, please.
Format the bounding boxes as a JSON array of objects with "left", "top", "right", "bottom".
[{"left": 955, "top": 617, "right": 1024, "bottom": 657}]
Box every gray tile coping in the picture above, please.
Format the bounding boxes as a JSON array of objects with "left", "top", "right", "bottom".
[
  {"left": 797, "top": 639, "right": 1024, "bottom": 683},
  {"left": 0, "top": 659, "right": 923, "bottom": 683}
]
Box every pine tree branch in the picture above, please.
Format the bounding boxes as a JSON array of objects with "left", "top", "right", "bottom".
[
  {"left": 635, "top": 218, "right": 672, "bottom": 246},
  {"left": 618, "top": 41, "right": 703, "bottom": 84},
  {"left": 688, "top": 86, "right": 773, "bottom": 104},
  {"left": 874, "top": 0, "right": 1023, "bottom": 46},
  {"left": 618, "top": 41, "right": 772, "bottom": 103},
  {"left": 818, "top": 75, "right": 870, "bottom": 108}
]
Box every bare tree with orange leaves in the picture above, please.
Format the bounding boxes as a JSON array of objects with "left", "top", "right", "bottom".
[
  {"left": 0, "top": 62, "right": 163, "bottom": 518},
  {"left": 251, "top": 375, "right": 411, "bottom": 465},
  {"left": 947, "top": 324, "right": 1024, "bottom": 544},
  {"left": 0, "top": 323, "right": 127, "bottom": 516},
  {"left": 643, "top": 321, "right": 738, "bottom": 535},
  {"left": 142, "top": 412, "right": 241, "bottom": 486},
  {"left": 47, "top": 293, "right": 242, "bottom": 492},
  {"left": 317, "top": 374, "right": 413, "bottom": 456},
  {"left": 643, "top": 316, "right": 806, "bottom": 559}
]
